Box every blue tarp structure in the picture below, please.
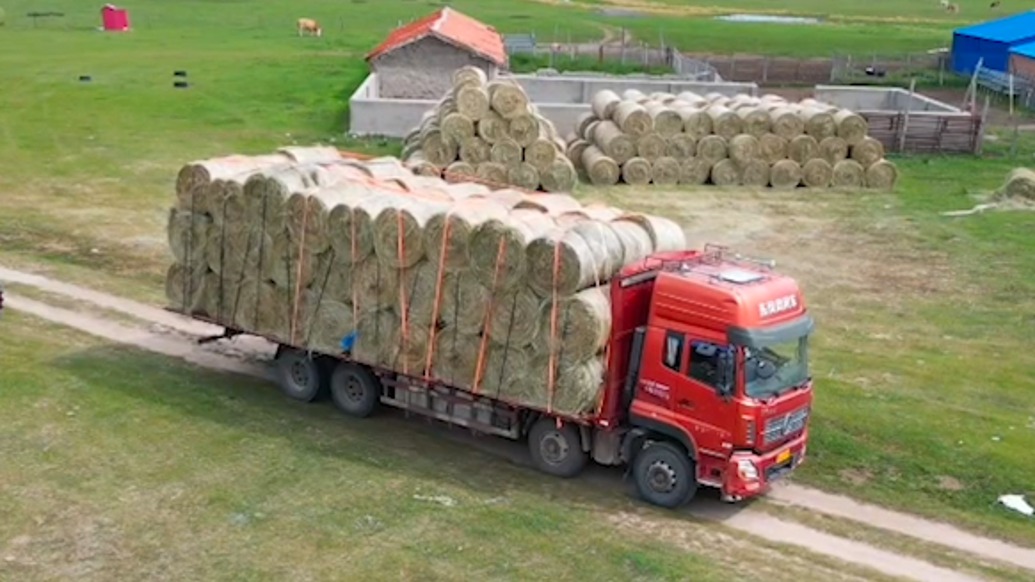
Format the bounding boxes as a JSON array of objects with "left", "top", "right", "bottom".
[
  {"left": 952, "top": 11, "right": 1035, "bottom": 74},
  {"left": 1010, "top": 40, "right": 1035, "bottom": 60}
]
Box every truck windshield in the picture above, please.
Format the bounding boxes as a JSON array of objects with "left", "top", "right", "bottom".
[{"left": 742, "top": 336, "right": 809, "bottom": 399}]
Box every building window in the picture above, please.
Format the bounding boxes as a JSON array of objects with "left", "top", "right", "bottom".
[{"left": 663, "top": 331, "right": 684, "bottom": 371}]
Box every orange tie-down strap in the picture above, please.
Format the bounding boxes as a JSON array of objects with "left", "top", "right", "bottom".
[
  {"left": 423, "top": 218, "right": 452, "bottom": 379},
  {"left": 472, "top": 237, "right": 507, "bottom": 394}
]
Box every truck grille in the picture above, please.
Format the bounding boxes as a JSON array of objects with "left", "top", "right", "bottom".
[{"left": 763, "top": 407, "right": 809, "bottom": 446}]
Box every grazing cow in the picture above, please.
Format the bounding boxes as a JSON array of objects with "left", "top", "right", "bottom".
[
  {"left": 946, "top": 3, "right": 959, "bottom": 13},
  {"left": 990, "top": 0, "right": 1001, "bottom": 8},
  {"left": 297, "top": 18, "right": 322, "bottom": 37}
]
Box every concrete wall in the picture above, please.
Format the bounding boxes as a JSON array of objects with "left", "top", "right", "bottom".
[
  {"left": 349, "top": 72, "right": 759, "bottom": 137},
  {"left": 370, "top": 37, "right": 496, "bottom": 99},
  {"left": 814, "top": 85, "right": 961, "bottom": 114}
]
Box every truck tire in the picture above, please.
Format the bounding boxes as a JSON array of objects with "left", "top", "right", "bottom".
[
  {"left": 633, "top": 441, "right": 697, "bottom": 508},
  {"left": 330, "top": 362, "right": 381, "bottom": 418},
  {"left": 275, "top": 348, "right": 325, "bottom": 403},
  {"left": 528, "top": 417, "right": 588, "bottom": 478}
]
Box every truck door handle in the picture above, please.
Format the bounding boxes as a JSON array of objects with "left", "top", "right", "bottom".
[{"left": 678, "top": 398, "right": 694, "bottom": 409}]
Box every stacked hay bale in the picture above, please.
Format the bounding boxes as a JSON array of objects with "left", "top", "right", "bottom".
[
  {"left": 400, "top": 67, "right": 577, "bottom": 193},
  {"left": 1001, "top": 167, "right": 1035, "bottom": 202},
  {"left": 167, "top": 147, "right": 686, "bottom": 417},
  {"left": 568, "top": 90, "right": 898, "bottom": 190}
]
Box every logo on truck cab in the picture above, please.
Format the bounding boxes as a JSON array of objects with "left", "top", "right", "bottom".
[{"left": 759, "top": 294, "right": 798, "bottom": 318}]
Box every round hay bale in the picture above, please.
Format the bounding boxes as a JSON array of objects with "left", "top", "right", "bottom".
[
  {"left": 352, "top": 258, "right": 400, "bottom": 313},
  {"left": 165, "top": 261, "right": 207, "bottom": 312},
  {"left": 831, "top": 159, "right": 865, "bottom": 189},
  {"left": 372, "top": 199, "right": 447, "bottom": 268},
  {"left": 397, "top": 260, "right": 447, "bottom": 329},
  {"left": 526, "top": 137, "right": 559, "bottom": 172},
  {"left": 439, "top": 273, "right": 493, "bottom": 334},
  {"left": 651, "top": 157, "right": 681, "bottom": 186},
  {"left": 819, "top": 136, "right": 849, "bottom": 165},
  {"left": 740, "top": 159, "right": 771, "bottom": 188},
  {"left": 507, "top": 162, "right": 540, "bottom": 190},
  {"left": 469, "top": 209, "right": 556, "bottom": 293},
  {"left": 614, "top": 101, "right": 654, "bottom": 137},
  {"left": 864, "top": 159, "right": 899, "bottom": 191},
  {"left": 566, "top": 139, "right": 592, "bottom": 174},
  {"left": 424, "top": 199, "right": 508, "bottom": 273},
  {"left": 593, "top": 121, "right": 636, "bottom": 165},
  {"left": 591, "top": 90, "right": 621, "bottom": 120},
  {"left": 802, "top": 158, "right": 833, "bottom": 188},
  {"left": 679, "top": 107, "right": 713, "bottom": 140},
  {"left": 706, "top": 104, "right": 743, "bottom": 139},
  {"left": 609, "top": 219, "right": 654, "bottom": 264},
  {"left": 651, "top": 92, "right": 676, "bottom": 103},
  {"left": 489, "top": 138, "right": 523, "bottom": 166},
  {"left": 728, "top": 134, "right": 760, "bottom": 166},
  {"left": 738, "top": 107, "right": 772, "bottom": 137},
  {"left": 834, "top": 109, "right": 869, "bottom": 145},
  {"left": 539, "top": 158, "right": 578, "bottom": 193},
  {"left": 353, "top": 309, "right": 399, "bottom": 367},
  {"left": 266, "top": 228, "right": 319, "bottom": 291},
  {"left": 405, "top": 156, "right": 441, "bottom": 177},
  {"left": 326, "top": 197, "right": 378, "bottom": 265},
  {"left": 459, "top": 136, "right": 491, "bottom": 165},
  {"left": 526, "top": 221, "right": 624, "bottom": 297},
  {"left": 488, "top": 79, "right": 530, "bottom": 119},
  {"left": 850, "top": 136, "right": 885, "bottom": 167},
  {"left": 636, "top": 132, "right": 667, "bottom": 162},
  {"left": 676, "top": 91, "right": 706, "bottom": 107},
  {"left": 444, "top": 161, "right": 477, "bottom": 183},
  {"left": 481, "top": 344, "right": 533, "bottom": 398},
  {"left": 442, "top": 112, "right": 476, "bottom": 144},
  {"left": 582, "top": 146, "right": 621, "bottom": 186},
  {"left": 515, "top": 192, "right": 583, "bottom": 216},
  {"left": 621, "top": 157, "right": 652, "bottom": 186},
  {"left": 476, "top": 162, "right": 508, "bottom": 186},
  {"left": 421, "top": 129, "right": 459, "bottom": 167},
  {"left": 770, "top": 160, "right": 802, "bottom": 190},
  {"left": 758, "top": 133, "right": 788, "bottom": 165},
  {"left": 788, "top": 135, "right": 819, "bottom": 165},
  {"left": 769, "top": 107, "right": 805, "bottom": 140},
  {"left": 549, "top": 357, "right": 605, "bottom": 415},
  {"left": 1004, "top": 167, "right": 1035, "bottom": 200},
  {"left": 255, "top": 282, "right": 292, "bottom": 342},
  {"left": 477, "top": 111, "right": 510, "bottom": 144},
  {"left": 452, "top": 65, "right": 487, "bottom": 89},
  {"left": 710, "top": 159, "right": 740, "bottom": 186},
  {"left": 679, "top": 158, "right": 712, "bottom": 185},
  {"left": 487, "top": 285, "right": 542, "bottom": 347},
  {"left": 300, "top": 294, "right": 354, "bottom": 355},
  {"left": 622, "top": 89, "right": 648, "bottom": 102},
  {"left": 167, "top": 209, "right": 211, "bottom": 266},
  {"left": 664, "top": 134, "right": 696, "bottom": 160},
  {"left": 696, "top": 135, "right": 728, "bottom": 163},
  {"left": 644, "top": 102, "right": 683, "bottom": 137},
  {"left": 175, "top": 154, "right": 290, "bottom": 210},
  {"left": 508, "top": 113, "right": 539, "bottom": 147},
  {"left": 539, "top": 286, "right": 612, "bottom": 363},
  {"left": 576, "top": 112, "right": 599, "bottom": 140},
  {"left": 431, "top": 331, "right": 481, "bottom": 389},
  {"left": 231, "top": 277, "right": 261, "bottom": 332},
  {"left": 616, "top": 214, "right": 685, "bottom": 252},
  {"left": 800, "top": 107, "right": 837, "bottom": 140},
  {"left": 456, "top": 85, "right": 491, "bottom": 121}
]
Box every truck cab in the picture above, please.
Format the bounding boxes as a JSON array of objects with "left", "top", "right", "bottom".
[{"left": 615, "top": 248, "right": 814, "bottom": 507}]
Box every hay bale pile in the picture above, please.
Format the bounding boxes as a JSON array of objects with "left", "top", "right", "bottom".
[
  {"left": 400, "top": 67, "right": 577, "bottom": 193},
  {"left": 167, "top": 147, "right": 687, "bottom": 417},
  {"left": 1001, "top": 168, "right": 1035, "bottom": 202},
  {"left": 567, "top": 90, "right": 898, "bottom": 190}
]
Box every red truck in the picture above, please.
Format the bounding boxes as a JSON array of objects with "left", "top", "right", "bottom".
[{"left": 200, "top": 246, "right": 814, "bottom": 508}]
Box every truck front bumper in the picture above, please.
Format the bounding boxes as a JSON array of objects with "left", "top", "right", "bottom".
[{"left": 721, "top": 431, "right": 808, "bottom": 502}]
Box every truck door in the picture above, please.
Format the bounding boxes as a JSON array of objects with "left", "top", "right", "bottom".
[{"left": 676, "top": 338, "right": 735, "bottom": 457}]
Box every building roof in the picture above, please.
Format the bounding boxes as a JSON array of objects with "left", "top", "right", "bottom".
[
  {"left": 366, "top": 8, "right": 507, "bottom": 66},
  {"left": 1010, "top": 40, "right": 1035, "bottom": 59},
  {"left": 954, "top": 11, "right": 1035, "bottom": 43}
]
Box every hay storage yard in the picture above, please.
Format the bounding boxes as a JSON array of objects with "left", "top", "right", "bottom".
[{"left": 1, "top": 0, "right": 1035, "bottom": 580}]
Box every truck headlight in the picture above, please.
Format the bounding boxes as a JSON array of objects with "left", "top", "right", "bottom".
[{"left": 737, "top": 459, "right": 759, "bottom": 481}]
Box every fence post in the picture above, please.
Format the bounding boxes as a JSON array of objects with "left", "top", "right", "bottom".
[
  {"left": 762, "top": 58, "right": 769, "bottom": 84},
  {"left": 898, "top": 78, "right": 916, "bottom": 153},
  {"left": 975, "top": 95, "right": 990, "bottom": 154},
  {"left": 730, "top": 56, "right": 737, "bottom": 79}
]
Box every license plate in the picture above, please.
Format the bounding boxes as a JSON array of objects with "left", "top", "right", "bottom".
[{"left": 776, "top": 449, "right": 792, "bottom": 465}]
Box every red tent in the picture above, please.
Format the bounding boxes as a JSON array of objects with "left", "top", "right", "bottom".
[{"left": 101, "top": 4, "right": 130, "bottom": 32}]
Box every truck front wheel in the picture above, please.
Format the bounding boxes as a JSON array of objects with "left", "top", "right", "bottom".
[
  {"left": 528, "top": 417, "right": 588, "bottom": 478},
  {"left": 329, "top": 362, "right": 381, "bottom": 418},
  {"left": 275, "top": 348, "right": 325, "bottom": 403},
  {"left": 633, "top": 441, "right": 697, "bottom": 508}
]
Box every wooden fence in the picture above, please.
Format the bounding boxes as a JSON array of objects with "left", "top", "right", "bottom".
[{"left": 861, "top": 111, "right": 984, "bottom": 154}]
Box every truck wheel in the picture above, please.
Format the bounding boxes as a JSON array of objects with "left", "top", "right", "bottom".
[
  {"left": 633, "top": 441, "right": 697, "bottom": 508},
  {"left": 330, "top": 362, "right": 381, "bottom": 418},
  {"left": 275, "top": 348, "right": 324, "bottom": 403},
  {"left": 528, "top": 417, "right": 588, "bottom": 478}
]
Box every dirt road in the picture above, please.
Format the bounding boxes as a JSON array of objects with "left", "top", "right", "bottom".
[{"left": 3, "top": 265, "right": 1033, "bottom": 580}]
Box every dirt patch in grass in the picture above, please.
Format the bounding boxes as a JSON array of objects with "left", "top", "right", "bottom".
[
  {"left": 839, "top": 469, "right": 873, "bottom": 486},
  {"left": 937, "top": 476, "right": 966, "bottom": 492}
]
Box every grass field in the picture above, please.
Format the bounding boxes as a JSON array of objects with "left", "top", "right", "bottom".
[{"left": 1, "top": 0, "right": 1034, "bottom": 566}]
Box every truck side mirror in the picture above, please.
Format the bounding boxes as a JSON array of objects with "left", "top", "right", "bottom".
[{"left": 717, "top": 347, "right": 734, "bottom": 398}]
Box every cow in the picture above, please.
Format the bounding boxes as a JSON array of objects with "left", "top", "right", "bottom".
[
  {"left": 990, "top": 0, "right": 1001, "bottom": 8},
  {"left": 297, "top": 18, "right": 322, "bottom": 37},
  {"left": 946, "top": 3, "right": 959, "bottom": 13}
]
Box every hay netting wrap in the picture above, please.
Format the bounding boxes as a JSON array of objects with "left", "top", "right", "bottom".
[
  {"left": 819, "top": 136, "right": 849, "bottom": 165},
  {"left": 665, "top": 134, "right": 696, "bottom": 159},
  {"left": 738, "top": 108, "right": 772, "bottom": 137},
  {"left": 423, "top": 198, "right": 509, "bottom": 273},
  {"left": 740, "top": 159, "right": 771, "bottom": 188},
  {"left": 679, "top": 107, "right": 713, "bottom": 140},
  {"left": 475, "top": 162, "right": 508, "bottom": 185},
  {"left": 759, "top": 133, "right": 788, "bottom": 165},
  {"left": 706, "top": 104, "right": 743, "bottom": 139},
  {"left": 728, "top": 134, "right": 760, "bottom": 166},
  {"left": 168, "top": 209, "right": 211, "bottom": 266},
  {"left": 651, "top": 157, "right": 681, "bottom": 186},
  {"left": 459, "top": 136, "right": 491, "bottom": 165},
  {"left": 614, "top": 101, "right": 654, "bottom": 137},
  {"left": 477, "top": 111, "right": 510, "bottom": 144},
  {"left": 591, "top": 90, "right": 621, "bottom": 120},
  {"left": 697, "top": 135, "right": 728, "bottom": 163},
  {"left": 834, "top": 109, "right": 869, "bottom": 145},
  {"left": 470, "top": 208, "right": 556, "bottom": 293},
  {"left": 176, "top": 153, "right": 291, "bottom": 209},
  {"left": 540, "top": 286, "right": 612, "bottom": 363},
  {"left": 526, "top": 220, "right": 624, "bottom": 297},
  {"left": 372, "top": 197, "right": 449, "bottom": 268},
  {"left": 710, "top": 159, "right": 740, "bottom": 186},
  {"left": 486, "top": 285, "right": 543, "bottom": 347},
  {"left": 799, "top": 107, "right": 837, "bottom": 140},
  {"left": 508, "top": 113, "right": 539, "bottom": 147},
  {"left": 636, "top": 133, "right": 666, "bottom": 162},
  {"left": 489, "top": 138, "right": 522, "bottom": 165},
  {"left": 488, "top": 80, "right": 529, "bottom": 119},
  {"left": 582, "top": 146, "right": 621, "bottom": 186},
  {"left": 594, "top": 121, "right": 636, "bottom": 165},
  {"left": 442, "top": 112, "right": 476, "bottom": 144},
  {"left": 831, "top": 159, "right": 865, "bottom": 188},
  {"left": 615, "top": 214, "right": 685, "bottom": 252},
  {"left": 850, "top": 136, "right": 885, "bottom": 167},
  {"left": 1003, "top": 168, "right": 1035, "bottom": 200},
  {"left": 864, "top": 160, "right": 898, "bottom": 191},
  {"left": 788, "top": 135, "right": 819, "bottom": 165},
  {"left": 621, "top": 157, "right": 652, "bottom": 186},
  {"left": 507, "top": 162, "right": 540, "bottom": 190},
  {"left": 802, "top": 158, "right": 833, "bottom": 188},
  {"left": 680, "top": 158, "right": 712, "bottom": 185},
  {"left": 770, "top": 160, "right": 802, "bottom": 190},
  {"left": 769, "top": 107, "right": 805, "bottom": 140},
  {"left": 456, "top": 85, "right": 491, "bottom": 121},
  {"left": 644, "top": 102, "right": 683, "bottom": 137}
]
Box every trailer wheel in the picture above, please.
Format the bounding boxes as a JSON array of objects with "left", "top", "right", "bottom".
[
  {"left": 330, "top": 362, "right": 381, "bottom": 418},
  {"left": 528, "top": 417, "right": 588, "bottom": 478},
  {"left": 275, "top": 348, "right": 324, "bottom": 403},
  {"left": 633, "top": 441, "right": 697, "bottom": 508}
]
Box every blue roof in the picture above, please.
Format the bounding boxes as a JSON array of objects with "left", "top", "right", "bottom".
[
  {"left": 955, "top": 11, "right": 1035, "bottom": 43},
  {"left": 1010, "top": 40, "right": 1035, "bottom": 59}
]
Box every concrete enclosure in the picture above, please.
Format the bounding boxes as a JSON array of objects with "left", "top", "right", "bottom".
[
  {"left": 349, "top": 71, "right": 758, "bottom": 138},
  {"left": 370, "top": 37, "right": 498, "bottom": 100}
]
